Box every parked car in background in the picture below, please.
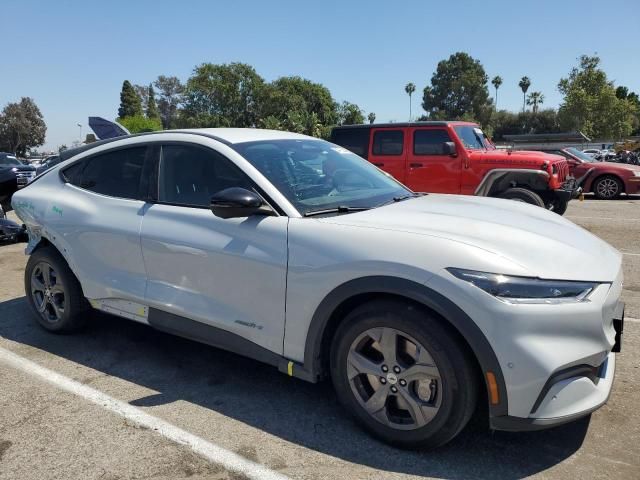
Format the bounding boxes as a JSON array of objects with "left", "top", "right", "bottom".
[
  {"left": 12, "top": 128, "right": 624, "bottom": 449},
  {"left": 0, "top": 152, "right": 37, "bottom": 211},
  {"left": 331, "top": 122, "right": 579, "bottom": 215},
  {"left": 36, "top": 155, "right": 62, "bottom": 175},
  {"left": 538, "top": 147, "right": 640, "bottom": 199},
  {"left": 582, "top": 149, "right": 602, "bottom": 158}
]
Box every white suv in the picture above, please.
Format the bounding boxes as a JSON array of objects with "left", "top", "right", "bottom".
[{"left": 12, "top": 129, "right": 625, "bottom": 449}]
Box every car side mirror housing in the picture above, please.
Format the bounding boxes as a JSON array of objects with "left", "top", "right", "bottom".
[
  {"left": 210, "top": 188, "right": 273, "bottom": 219},
  {"left": 443, "top": 142, "right": 457, "bottom": 157}
]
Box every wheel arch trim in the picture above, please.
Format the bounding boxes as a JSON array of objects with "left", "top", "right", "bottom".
[
  {"left": 302, "top": 275, "right": 509, "bottom": 417},
  {"left": 474, "top": 169, "right": 549, "bottom": 197}
]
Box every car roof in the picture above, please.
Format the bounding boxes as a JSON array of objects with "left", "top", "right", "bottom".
[
  {"left": 331, "top": 121, "right": 475, "bottom": 131},
  {"left": 58, "top": 128, "right": 315, "bottom": 162}
]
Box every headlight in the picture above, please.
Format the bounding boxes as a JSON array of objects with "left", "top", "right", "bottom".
[
  {"left": 447, "top": 268, "right": 598, "bottom": 304},
  {"left": 632, "top": 171, "right": 640, "bottom": 177}
]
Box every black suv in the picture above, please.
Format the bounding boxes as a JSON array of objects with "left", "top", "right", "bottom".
[{"left": 0, "top": 152, "right": 36, "bottom": 211}]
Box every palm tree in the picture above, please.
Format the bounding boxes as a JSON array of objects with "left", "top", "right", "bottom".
[
  {"left": 368, "top": 112, "right": 376, "bottom": 124},
  {"left": 405, "top": 83, "right": 416, "bottom": 121},
  {"left": 491, "top": 76, "right": 503, "bottom": 111},
  {"left": 526, "top": 91, "right": 545, "bottom": 114},
  {"left": 519, "top": 76, "right": 531, "bottom": 112}
]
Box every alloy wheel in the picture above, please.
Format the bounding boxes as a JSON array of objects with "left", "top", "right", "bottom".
[
  {"left": 596, "top": 178, "right": 619, "bottom": 198},
  {"left": 346, "top": 327, "right": 442, "bottom": 430},
  {"left": 31, "top": 261, "right": 66, "bottom": 323}
]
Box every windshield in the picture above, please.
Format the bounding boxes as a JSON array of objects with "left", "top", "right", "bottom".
[
  {"left": 0, "top": 155, "right": 22, "bottom": 167},
  {"left": 453, "top": 126, "right": 495, "bottom": 150},
  {"left": 232, "top": 139, "right": 412, "bottom": 215},
  {"left": 566, "top": 147, "right": 597, "bottom": 163}
]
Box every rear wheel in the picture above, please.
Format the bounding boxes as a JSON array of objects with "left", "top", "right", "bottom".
[
  {"left": 593, "top": 175, "right": 623, "bottom": 199},
  {"left": 24, "top": 246, "right": 89, "bottom": 332},
  {"left": 497, "top": 187, "right": 545, "bottom": 208},
  {"left": 330, "top": 300, "right": 478, "bottom": 449}
]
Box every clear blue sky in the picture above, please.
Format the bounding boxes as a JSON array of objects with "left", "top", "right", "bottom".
[{"left": 2, "top": 0, "right": 639, "bottom": 151}]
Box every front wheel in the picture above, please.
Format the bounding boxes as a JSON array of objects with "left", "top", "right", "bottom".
[
  {"left": 497, "top": 187, "right": 545, "bottom": 207},
  {"left": 593, "top": 175, "right": 623, "bottom": 199},
  {"left": 330, "top": 300, "right": 478, "bottom": 449},
  {"left": 550, "top": 197, "right": 569, "bottom": 215}
]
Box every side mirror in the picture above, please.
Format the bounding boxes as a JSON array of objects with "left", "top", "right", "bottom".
[
  {"left": 210, "top": 187, "right": 273, "bottom": 219},
  {"left": 443, "top": 141, "right": 457, "bottom": 157}
]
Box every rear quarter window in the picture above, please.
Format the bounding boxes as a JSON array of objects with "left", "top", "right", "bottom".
[{"left": 62, "top": 147, "right": 147, "bottom": 200}]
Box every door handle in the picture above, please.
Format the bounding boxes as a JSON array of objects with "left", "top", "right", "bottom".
[
  {"left": 410, "top": 162, "right": 424, "bottom": 168},
  {"left": 373, "top": 162, "right": 384, "bottom": 167}
]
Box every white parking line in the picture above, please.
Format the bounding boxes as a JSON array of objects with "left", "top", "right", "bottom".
[
  {"left": 0, "top": 346, "right": 289, "bottom": 480},
  {"left": 627, "top": 317, "right": 640, "bottom": 324},
  {"left": 621, "top": 252, "right": 640, "bottom": 257}
]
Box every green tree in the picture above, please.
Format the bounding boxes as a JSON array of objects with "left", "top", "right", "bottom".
[
  {"left": 368, "top": 112, "right": 376, "bottom": 124},
  {"left": 257, "top": 76, "right": 338, "bottom": 136},
  {"left": 518, "top": 76, "right": 531, "bottom": 112},
  {"left": 337, "top": 101, "right": 365, "bottom": 125},
  {"left": 492, "top": 109, "right": 560, "bottom": 141},
  {"left": 557, "top": 55, "right": 637, "bottom": 139},
  {"left": 154, "top": 75, "right": 184, "bottom": 128},
  {"left": 615, "top": 86, "right": 629, "bottom": 99},
  {"left": 118, "top": 80, "right": 143, "bottom": 118},
  {"left": 146, "top": 84, "right": 160, "bottom": 120},
  {"left": 0, "top": 97, "right": 47, "bottom": 156},
  {"left": 259, "top": 76, "right": 337, "bottom": 126},
  {"left": 405, "top": 82, "right": 416, "bottom": 120},
  {"left": 117, "top": 115, "right": 162, "bottom": 133},
  {"left": 421, "top": 52, "right": 493, "bottom": 126},
  {"left": 134, "top": 84, "right": 149, "bottom": 112},
  {"left": 182, "top": 62, "right": 264, "bottom": 128},
  {"left": 526, "top": 91, "right": 544, "bottom": 114},
  {"left": 491, "top": 75, "right": 503, "bottom": 110}
]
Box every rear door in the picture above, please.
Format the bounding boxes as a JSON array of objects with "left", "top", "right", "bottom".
[
  {"left": 56, "top": 145, "right": 150, "bottom": 301},
  {"left": 368, "top": 128, "right": 407, "bottom": 184},
  {"left": 405, "top": 127, "right": 461, "bottom": 193}
]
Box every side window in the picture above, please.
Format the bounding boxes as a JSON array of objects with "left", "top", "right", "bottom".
[
  {"left": 331, "top": 128, "right": 370, "bottom": 158},
  {"left": 158, "top": 144, "right": 253, "bottom": 207},
  {"left": 66, "top": 147, "right": 146, "bottom": 199},
  {"left": 413, "top": 130, "right": 453, "bottom": 155},
  {"left": 372, "top": 130, "right": 404, "bottom": 156}
]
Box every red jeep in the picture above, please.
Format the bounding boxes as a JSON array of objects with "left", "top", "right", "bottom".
[{"left": 330, "top": 122, "right": 579, "bottom": 214}]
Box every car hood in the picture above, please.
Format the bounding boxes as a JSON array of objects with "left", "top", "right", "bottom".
[
  {"left": 319, "top": 194, "right": 621, "bottom": 282},
  {"left": 470, "top": 149, "right": 565, "bottom": 165},
  {"left": 594, "top": 161, "right": 640, "bottom": 172}
]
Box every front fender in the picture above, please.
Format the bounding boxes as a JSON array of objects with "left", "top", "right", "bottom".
[{"left": 302, "top": 275, "right": 509, "bottom": 418}]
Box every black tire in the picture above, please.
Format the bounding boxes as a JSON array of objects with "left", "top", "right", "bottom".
[
  {"left": 550, "top": 198, "right": 569, "bottom": 216},
  {"left": 592, "top": 175, "right": 623, "bottom": 200},
  {"left": 330, "top": 300, "right": 478, "bottom": 449},
  {"left": 24, "top": 246, "right": 89, "bottom": 332},
  {"left": 497, "top": 187, "right": 545, "bottom": 207}
]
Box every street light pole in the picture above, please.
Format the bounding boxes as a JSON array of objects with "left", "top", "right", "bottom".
[{"left": 77, "top": 123, "right": 82, "bottom": 143}]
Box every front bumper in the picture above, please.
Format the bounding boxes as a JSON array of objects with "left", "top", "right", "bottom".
[
  {"left": 491, "top": 350, "right": 616, "bottom": 431},
  {"left": 553, "top": 176, "right": 583, "bottom": 201},
  {"left": 428, "top": 266, "right": 623, "bottom": 428},
  {"left": 627, "top": 177, "right": 640, "bottom": 194}
]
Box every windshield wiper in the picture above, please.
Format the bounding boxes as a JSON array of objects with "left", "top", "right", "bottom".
[
  {"left": 376, "top": 192, "right": 423, "bottom": 207},
  {"left": 303, "top": 206, "right": 372, "bottom": 217}
]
